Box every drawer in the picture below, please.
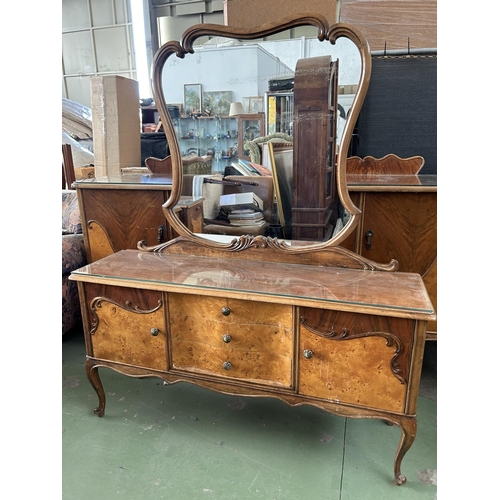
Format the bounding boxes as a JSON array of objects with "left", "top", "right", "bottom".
[
  {"left": 86, "top": 285, "right": 167, "bottom": 371},
  {"left": 298, "top": 308, "right": 413, "bottom": 412},
  {"left": 168, "top": 294, "right": 293, "bottom": 387}
]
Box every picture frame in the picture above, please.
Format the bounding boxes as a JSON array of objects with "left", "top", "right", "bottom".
[
  {"left": 266, "top": 141, "right": 294, "bottom": 238},
  {"left": 202, "top": 90, "right": 232, "bottom": 116},
  {"left": 184, "top": 84, "right": 202, "bottom": 115},
  {"left": 249, "top": 96, "right": 264, "bottom": 113}
]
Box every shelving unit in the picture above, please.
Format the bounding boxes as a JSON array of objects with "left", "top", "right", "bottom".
[
  {"left": 173, "top": 116, "right": 239, "bottom": 173},
  {"left": 266, "top": 91, "right": 294, "bottom": 135}
]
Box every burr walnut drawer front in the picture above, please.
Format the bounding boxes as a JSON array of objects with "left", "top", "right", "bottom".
[
  {"left": 87, "top": 286, "right": 167, "bottom": 371},
  {"left": 298, "top": 308, "right": 414, "bottom": 412},
  {"left": 168, "top": 293, "right": 294, "bottom": 387}
]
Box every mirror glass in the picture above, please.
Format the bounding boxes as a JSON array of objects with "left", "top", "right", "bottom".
[{"left": 153, "top": 18, "right": 369, "bottom": 250}]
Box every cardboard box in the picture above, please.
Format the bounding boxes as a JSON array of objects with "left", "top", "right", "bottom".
[
  {"left": 90, "top": 75, "right": 141, "bottom": 177},
  {"left": 74, "top": 166, "right": 95, "bottom": 180}
]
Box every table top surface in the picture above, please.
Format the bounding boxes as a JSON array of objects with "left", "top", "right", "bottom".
[
  {"left": 75, "top": 174, "right": 173, "bottom": 188},
  {"left": 347, "top": 174, "right": 436, "bottom": 190},
  {"left": 71, "top": 250, "right": 435, "bottom": 319}
]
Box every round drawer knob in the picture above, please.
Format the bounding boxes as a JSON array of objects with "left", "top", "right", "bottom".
[
  {"left": 222, "top": 334, "right": 232, "bottom": 343},
  {"left": 150, "top": 328, "right": 159, "bottom": 337},
  {"left": 303, "top": 349, "right": 313, "bottom": 359},
  {"left": 221, "top": 306, "right": 231, "bottom": 316},
  {"left": 223, "top": 361, "right": 232, "bottom": 370}
]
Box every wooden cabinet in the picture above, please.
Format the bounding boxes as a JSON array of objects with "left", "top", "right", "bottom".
[
  {"left": 71, "top": 247, "right": 434, "bottom": 485},
  {"left": 75, "top": 174, "right": 173, "bottom": 263},
  {"left": 344, "top": 156, "right": 437, "bottom": 339},
  {"left": 292, "top": 56, "right": 338, "bottom": 240},
  {"left": 172, "top": 196, "right": 205, "bottom": 235}
]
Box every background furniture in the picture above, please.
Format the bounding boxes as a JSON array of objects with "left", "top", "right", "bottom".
[
  {"left": 343, "top": 155, "right": 437, "bottom": 339},
  {"left": 75, "top": 175, "right": 173, "bottom": 263},
  {"left": 292, "top": 56, "right": 338, "bottom": 241},
  {"left": 62, "top": 190, "right": 86, "bottom": 334},
  {"left": 236, "top": 113, "right": 265, "bottom": 159}
]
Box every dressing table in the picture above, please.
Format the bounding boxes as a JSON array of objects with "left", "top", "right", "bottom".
[{"left": 70, "top": 13, "right": 435, "bottom": 486}]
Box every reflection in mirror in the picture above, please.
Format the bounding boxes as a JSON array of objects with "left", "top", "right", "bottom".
[{"left": 153, "top": 17, "right": 370, "bottom": 251}]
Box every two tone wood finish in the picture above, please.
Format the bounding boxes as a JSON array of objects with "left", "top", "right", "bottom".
[
  {"left": 72, "top": 246, "right": 434, "bottom": 486},
  {"left": 71, "top": 14, "right": 436, "bottom": 489}
]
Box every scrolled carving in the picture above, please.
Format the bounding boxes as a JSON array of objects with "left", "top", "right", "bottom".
[
  {"left": 90, "top": 297, "right": 163, "bottom": 335},
  {"left": 299, "top": 316, "right": 406, "bottom": 384}
]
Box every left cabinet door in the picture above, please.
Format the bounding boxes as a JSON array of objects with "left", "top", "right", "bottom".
[{"left": 84, "top": 284, "right": 167, "bottom": 371}]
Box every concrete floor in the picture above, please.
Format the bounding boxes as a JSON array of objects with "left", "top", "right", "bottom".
[{"left": 62, "top": 326, "right": 437, "bottom": 500}]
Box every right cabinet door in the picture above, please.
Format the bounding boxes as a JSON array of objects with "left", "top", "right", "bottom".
[
  {"left": 298, "top": 308, "right": 414, "bottom": 413},
  {"left": 358, "top": 192, "right": 436, "bottom": 276}
]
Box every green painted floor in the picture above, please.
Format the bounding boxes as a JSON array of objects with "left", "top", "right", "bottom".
[{"left": 62, "top": 327, "right": 437, "bottom": 500}]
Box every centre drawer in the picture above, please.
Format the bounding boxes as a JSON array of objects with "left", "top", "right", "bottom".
[{"left": 168, "top": 293, "right": 294, "bottom": 387}]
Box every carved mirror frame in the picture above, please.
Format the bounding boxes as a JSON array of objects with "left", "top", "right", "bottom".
[{"left": 150, "top": 12, "right": 371, "bottom": 254}]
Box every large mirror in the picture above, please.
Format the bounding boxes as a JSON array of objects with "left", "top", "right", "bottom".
[{"left": 151, "top": 13, "right": 371, "bottom": 253}]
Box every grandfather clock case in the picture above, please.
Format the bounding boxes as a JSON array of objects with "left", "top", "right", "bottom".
[{"left": 292, "top": 56, "right": 339, "bottom": 241}]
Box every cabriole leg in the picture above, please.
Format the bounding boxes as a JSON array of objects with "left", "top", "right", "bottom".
[
  {"left": 393, "top": 417, "right": 417, "bottom": 485},
  {"left": 85, "top": 358, "right": 106, "bottom": 417}
]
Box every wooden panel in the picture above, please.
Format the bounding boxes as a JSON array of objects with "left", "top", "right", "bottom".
[
  {"left": 292, "top": 56, "right": 337, "bottom": 240},
  {"left": 359, "top": 192, "right": 436, "bottom": 275},
  {"left": 81, "top": 188, "right": 168, "bottom": 258},
  {"left": 422, "top": 257, "right": 437, "bottom": 336},
  {"left": 223, "top": 0, "right": 338, "bottom": 28},
  {"left": 340, "top": 0, "right": 437, "bottom": 51},
  {"left": 298, "top": 308, "right": 412, "bottom": 412},
  {"left": 85, "top": 284, "right": 167, "bottom": 370},
  {"left": 169, "top": 294, "right": 294, "bottom": 387}
]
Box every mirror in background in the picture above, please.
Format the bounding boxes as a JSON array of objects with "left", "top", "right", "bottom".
[{"left": 152, "top": 16, "right": 370, "bottom": 251}]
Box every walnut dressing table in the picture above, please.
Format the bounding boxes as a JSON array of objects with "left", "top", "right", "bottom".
[
  {"left": 70, "top": 13, "right": 436, "bottom": 486},
  {"left": 71, "top": 246, "right": 434, "bottom": 485}
]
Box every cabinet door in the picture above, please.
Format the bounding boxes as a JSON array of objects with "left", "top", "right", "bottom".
[
  {"left": 80, "top": 189, "right": 169, "bottom": 262},
  {"left": 298, "top": 308, "right": 413, "bottom": 412},
  {"left": 169, "top": 294, "right": 294, "bottom": 387},
  {"left": 85, "top": 284, "right": 167, "bottom": 371},
  {"left": 358, "top": 192, "right": 437, "bottom": 275}
]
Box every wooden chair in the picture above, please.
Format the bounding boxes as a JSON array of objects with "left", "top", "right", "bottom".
[{"left": 62, "top": 144, "right": 76, "bottom": 189}]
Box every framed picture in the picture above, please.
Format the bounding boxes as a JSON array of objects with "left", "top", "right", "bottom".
[
  {"left": 202, "top": 90, "right": 232, "bottom": 116},
  {"left": 266, "top": 141, "right": 293, "bottom": 239},
  {"left": 249, "top": 96, "right": 264, "bottom": 113},
  {"left": 184, "top": 84, "right": 202, "bottom": 115}
]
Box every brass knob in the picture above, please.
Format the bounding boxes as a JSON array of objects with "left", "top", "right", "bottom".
[
  {"left": 150, "top": 328, "right": 159, "bottom": 336},
  {"left": 222, "top": 334, "right": 232, "bottom": 343},
  {"left": 303, "top": 349, "right": 313, "bottom": 359},
  {"left": 221, "top": 306, "right": 231, "bottom": 316},
  {"left": 223, "top": 361, "right": 232, "bottom": 370}
]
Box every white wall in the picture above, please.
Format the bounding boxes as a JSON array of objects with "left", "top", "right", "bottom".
[
  {"left": 161, "top": 37, "right": 361, "bottom": 109},
  {"left": 161, "top": 44, "right": 292, "bottom": 106}
]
